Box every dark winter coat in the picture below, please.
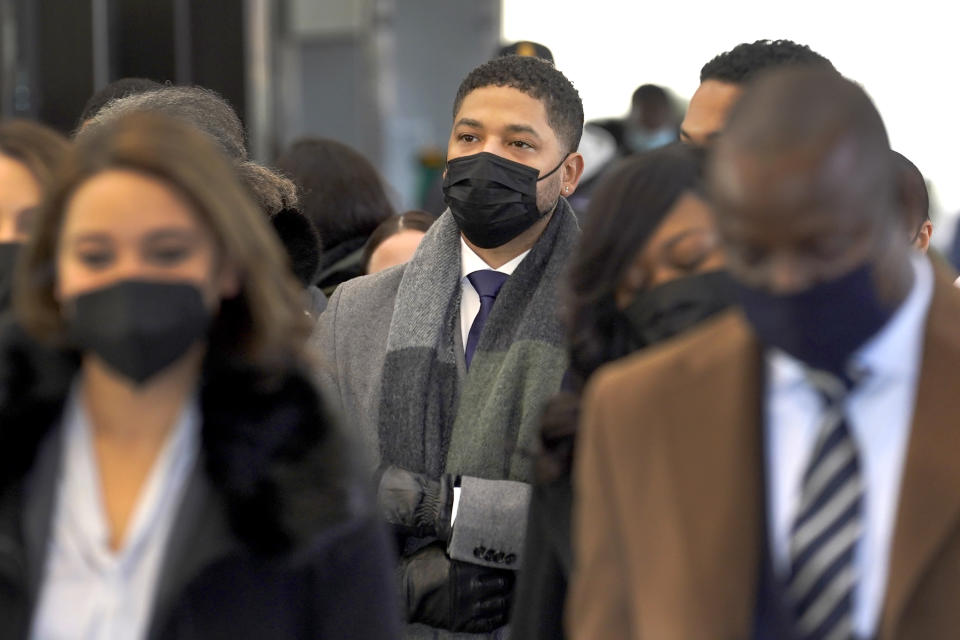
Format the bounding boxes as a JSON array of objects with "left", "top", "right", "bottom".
[{"left": 0, "top": 320, "right": 401, "bottom": 640}]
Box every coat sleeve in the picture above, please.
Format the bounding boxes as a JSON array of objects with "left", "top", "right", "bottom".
[
  {"left": 308, "top": 515, "right": 403, "bottom": 640},
  {"left": 446, "top": 476, "right": 532, "bottom": 571},
  {"left": 566, "top": 379, "right": 635, "bottom": 639}
]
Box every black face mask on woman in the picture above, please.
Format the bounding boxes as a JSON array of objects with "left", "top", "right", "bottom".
[
  {"left": 442, "top": 151, "right": 566, "bottom": 249},
  {"left": 623, "top": 270, "right": 737, "bottom": 348},
  {"left": 66, "top": 280, "right": 211, "bottom": 385}
]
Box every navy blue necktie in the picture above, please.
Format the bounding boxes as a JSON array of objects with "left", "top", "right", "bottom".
[{"left": 464, "top": 269, "right": 508, "bottom": 369}]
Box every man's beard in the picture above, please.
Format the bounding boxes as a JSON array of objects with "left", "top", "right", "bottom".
[{"left": 535, "top": 170, "right": 562, "bottom": 215}]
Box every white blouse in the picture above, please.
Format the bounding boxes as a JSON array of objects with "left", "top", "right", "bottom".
[{"left": 30, "top": 384, "right": 200, "bottom": 640}]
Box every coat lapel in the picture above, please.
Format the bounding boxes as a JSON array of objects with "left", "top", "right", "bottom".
[
  {"left": 880, "top": 265, "right": 960, "bottom": 638},
  {"left": 147, "top": 461, "right": 239, "bottom": 640}
]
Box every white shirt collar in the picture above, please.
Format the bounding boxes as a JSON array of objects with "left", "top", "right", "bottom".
[
  {"left": 61, "top": 379, "right": 201, "bottom": 559},
  {"left": 459, "top": 236, "right": 530, "bottom": 280},
  {"left": 768, "top": 252, "right": 933, "bottom": 390}
]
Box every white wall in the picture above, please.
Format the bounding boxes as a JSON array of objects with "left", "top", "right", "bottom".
[{"left": 503, "top": 0, "right": 960, "bottom": 241}]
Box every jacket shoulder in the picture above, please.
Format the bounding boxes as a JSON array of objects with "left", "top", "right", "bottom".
[
  {"left": 586, "top": 309, "right": 756, "bottom": 409},
  {"left": 328, "top": 264, "right": 405, "bottom": 316}
]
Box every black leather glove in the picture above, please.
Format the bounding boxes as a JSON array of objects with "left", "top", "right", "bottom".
[
  {"left": 376, "top": 465, "right": 454, "bottom": 541},
  {"left": 399, "top": 543, "right": 515, "bottom": 633}
]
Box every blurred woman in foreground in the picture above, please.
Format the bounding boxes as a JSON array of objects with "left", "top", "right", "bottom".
[
  {"left": 511, "top": 144, "right": 733, "bottom": 638},
  {"left": 0, "top": 113, "right": 400, "bottom": 640}
]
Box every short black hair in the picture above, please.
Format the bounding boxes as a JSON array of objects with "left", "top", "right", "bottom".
[
  {"left": 276, "top": 137, "right": 395, "bottom": 252},
  {"left": 700, "top": 39, "right": 834, "bottom": 84},
  {"left": 631, "top": 84, "right": 669, "bottom": 109},
  {"left": 453, "top": 55, "right": 583, "bottom": 153},
  {"left": 78, "top": 77, "right": 163, "bottom": 126}
]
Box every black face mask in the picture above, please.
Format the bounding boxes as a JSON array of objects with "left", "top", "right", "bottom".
[
  {"left": 442, "top": 151, "right": 565, "bottom": 248},
  {"left": 66, "top": 280, "right": 211, "bottom": 385},
  {"left": 0, "top": 243, "right": 21, "bottom": 313},
  {"left": 623, "top": 270, "right": 737, "bottom": 348},
  {"left": 732, "top": 262, "right": 895, "bottom": 376}
]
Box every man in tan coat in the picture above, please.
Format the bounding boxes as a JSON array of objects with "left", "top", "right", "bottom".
[{"left": 569, "top": 68, "right": 960, "bottom": 640}]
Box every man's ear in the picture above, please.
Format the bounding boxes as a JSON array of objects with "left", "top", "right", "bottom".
[
  {"left": 560, "top": 152, "right": 586, "bottom": 196},
  {"left": 915, "top": 220, "right": 933, "bottom": 253}
]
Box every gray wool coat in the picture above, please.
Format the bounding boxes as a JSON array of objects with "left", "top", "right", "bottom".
[{"left": 311, "top": 266, "right": 531, "bottom": 640}]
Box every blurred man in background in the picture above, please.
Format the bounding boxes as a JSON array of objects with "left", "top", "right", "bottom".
[
  {"left": 623, "top": 84, "right": 679, "bottom": 153},
  {"left": 571, "top": 67, "right": 960, "bottom": 640},
  {"left": 680, "top": 39, "right": 834, "bottom": 148}
]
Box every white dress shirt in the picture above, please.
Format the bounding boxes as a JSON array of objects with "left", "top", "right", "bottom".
[
  {"left": 31, "top": 384, "right": 201, "bottom": 640},
  {"left": 765, "top": 253, "right": 933, "bottom": 638},
  {"left": 458, "top": 237, "right": 530, "bottom": 352}
]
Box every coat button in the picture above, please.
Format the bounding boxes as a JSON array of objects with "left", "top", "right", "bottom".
[
  {"left": 474, "top": 546, "right": 485, "bottom": 559},
  {"left": 494, "top": 552, "right": 505, "bottom": 563},
  {"left": 484, "top": 549, "right": 496, "bottom": 562},
  {"left": 505, "top": 554, "right": 517, "bottom": 566}
]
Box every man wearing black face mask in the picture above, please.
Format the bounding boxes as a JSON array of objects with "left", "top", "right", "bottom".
[
  {"left": 569, "top": 68, "right": 960, "bottom": 640},
  {"left": 314, "top": 55, "right": 584, "bottom": 639}
]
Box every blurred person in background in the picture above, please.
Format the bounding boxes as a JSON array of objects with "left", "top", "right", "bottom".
[
  {"left": 511, "top": 143, "right": 733, "bottom": 640},
  {"left": 591, "top": 84, "right": 679, "bottom": 157},
  {"left": 681, "top": 39, "right": 835, "bottom": 148},
  {"left": 623, "top": 84, "right": 679, "bottom": 153},
  {"left": 577, "top": 84, "right": 678, "bottom": 219},
  {"left": 314, "top": 54, "right": 584, "bottom": 639},
  {"left": 570, "top": 67, "right": 960, "bottom": 640},
  {"left": 277, "top": 137, "right": 395, "bottom": 296},
  {"left": 497, "top": 40, "right": 554, "bottom": 62},
  {"left": 564, "top": 123, "right": 618, "bottom": 220},
  {"left": 893, "top": 151, "right": 933, "bottom": 252},
  {"left": 0, "top": 112, "right": 399, "bottom": 640},
  {"left": 364, "top": 210, "right": 435, "bottom": 275},
  {"left": 75, "top": 77, "right": 163, "bottom": 132},
  {"left": 80, "top": 86, "right": 325, "bottom": 315},
  {"left": 0, "top": 120, "right": 70, "bottom": 312}
]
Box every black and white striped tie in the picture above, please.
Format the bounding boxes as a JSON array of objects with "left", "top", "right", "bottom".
[{"left": 786, "top": 370, "right": 864, "bottom": 640}]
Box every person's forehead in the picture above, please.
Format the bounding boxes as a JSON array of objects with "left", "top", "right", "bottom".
[
  {"left": 454, "top": 86, "right": 552, "bottom": 134},
  {"left": 682, "top": 80, "right": 742, "bottom": 138},
  {"left": 64, "top": 170, "right": 199, "bottom": 230},
  {"left": 713, "top": 154, "right": 877, "bottom": 242},
  {"left": 0, "top": 153, "right": 38, "bottom": 187}
]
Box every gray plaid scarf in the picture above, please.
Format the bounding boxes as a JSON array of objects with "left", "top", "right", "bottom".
[{"left": 377, "top": 200, "right": 578, "bottom": 483}]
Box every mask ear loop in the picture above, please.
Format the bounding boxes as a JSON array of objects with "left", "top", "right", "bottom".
[{"left": 537, "top": 153, "right": 570, "bottom": 182}]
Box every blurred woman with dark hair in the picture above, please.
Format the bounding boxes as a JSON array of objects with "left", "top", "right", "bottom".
[
  {"left": 277, "top": 138, "right": 395, "bottom": 294},
  {"left": 0, "top": 112, "right": 399, "bottom": 639},
  {"left": 0, "top": 119, "right": 70, "bottom": 310},
  {"left": 511, "top": 144, "right": 734, "bottom": 638}
]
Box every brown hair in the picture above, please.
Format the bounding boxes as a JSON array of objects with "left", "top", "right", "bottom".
[
  {"left": 362, "top": 210, "right": 435, "bottom": 273},
  {"left": 16, "top": 112, "right": 312, "bottom": 371},
  {"left": 0, "top": 119, "right": 70, "bottom": 191}
]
